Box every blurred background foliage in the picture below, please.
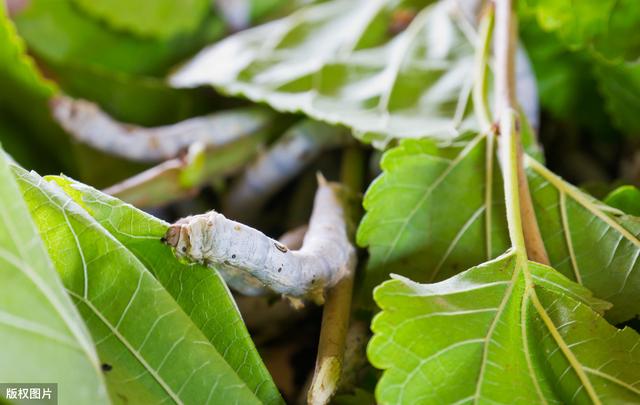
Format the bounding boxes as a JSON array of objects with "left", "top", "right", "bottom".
[
  {"left": 1, "top": 0, "right": 294, "bottom": 185},
  {"left": 1, "top": 0, "right": 639, "bottom": 401},
  {"left": 1, "top": 0, "right": 638, "bottom": 194},
  {"left": 518, "top": 1, "right": 640, "bottom": 194}
]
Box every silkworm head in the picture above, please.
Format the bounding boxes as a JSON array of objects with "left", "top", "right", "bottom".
[
  {"left": 164, "top": 224, "right": 182, "bottom": 247},
  {"left": 163, "top": 221, "right": 193, "bottom": 261}
]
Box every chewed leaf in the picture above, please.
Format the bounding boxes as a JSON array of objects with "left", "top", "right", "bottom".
[
  {"left": 171, "top": 0, "right": 480, "bottom": 146},
  {"left": 369, "top": 252, "right": 640, "bottom": 404}
]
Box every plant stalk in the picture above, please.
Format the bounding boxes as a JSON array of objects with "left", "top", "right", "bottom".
[
  {"left": 473, "top": 3, "right": 495, "bottom": 131},
  {"left": 493, "top": 0, "right": 549, "bottom": 263},
  {"left": 473, "top": 4, "right": 497, "bottom": 259},
  {"left": 308, "top": 146, "right": 364, "bottom": 405}
]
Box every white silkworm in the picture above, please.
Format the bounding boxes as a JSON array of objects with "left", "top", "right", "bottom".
[
  {"left": 219, "top": 225, "right": 309, "bottom": 295},
  {"left": 51, "top": 95, "right": 275, "bottom": 162},
  {"left": 277, "top": 225, "right": 308, "bottom": 251},
  {"left": 214, "top": 225, "right": 310, "bottom": 295},
  {"left": 165, "top": 175, "right": 356, "bottom": 303},
  {"left": 224, "top": 119, "right": 349, "bottom": 219}
]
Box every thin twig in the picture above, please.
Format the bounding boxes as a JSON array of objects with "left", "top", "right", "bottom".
[
  {"left": 493, "top": 0, "right": 517, "bottom": 119},
  {"left": 493, "top": 0, "right": 549, "bottom": 263},
  {"left": 308, "top": 146, "right": 364, "bottom": 405}
]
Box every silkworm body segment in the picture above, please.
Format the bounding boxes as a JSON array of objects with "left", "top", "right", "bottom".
[{"left": 165, "top": 178, "right": 355, "bottom": 303}]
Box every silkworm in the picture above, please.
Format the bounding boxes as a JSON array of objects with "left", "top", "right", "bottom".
[
  {"left": 165, "top": 175, "right": 356, "bottom": 304},
  {"left": 223, "top": 119, "right": 349, "bottom": 219},
  {"left": 51, "top": 95, "right": 275, "bottom": 162},
  {"left": 104, "top": 125, "right": 273, "bottom": 208}
]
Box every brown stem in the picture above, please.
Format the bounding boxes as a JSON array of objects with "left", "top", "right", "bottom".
[
  {"left": 308, "top": 146, "right": 364, "bottom": 405},
  {"left": 493, "top": 0, "right": 549, "bottom": 264}
]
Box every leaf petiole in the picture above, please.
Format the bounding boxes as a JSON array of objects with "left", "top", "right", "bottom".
[
  {"left": 472, "top": 3, "right": 495, "bottom": 131},
  {"left": 493, "top": 0, "right": 548, "bottom": 264}
]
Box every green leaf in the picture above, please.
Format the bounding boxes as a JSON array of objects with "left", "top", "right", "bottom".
[
  {"left": 13, "top": 167, "right": 263, "bottom": 404},
  {"left": 358, "top": 137, "right": 640, "bottom": 323},
  {"left": 519, "top": 19, "right": 612, "bottom": 132},
  {"left": 51, "top": 175, "right": 284, "bottom": 404},
  {"left": 519, "top": 11, "right": 638, "bottom": 136},
  {"left": 369, "top": 252, "right": 640, "bottom": 404},
  {"left": 0, "top": 148, "right": 109, "bottom": 403},
  {"left": 50, "top": 61, "right": 222, "bottom": 126},
  {"left": 0, "top": 3, "right": 53, "bottom": 101},
  {"left": 171, "top": 0, "right": 480, "bottom": 145},
  {"left": 357, "top": 133, "right": 510, "bottom": 305},
  {"left": 594, "top": 62, "right": 640, "bottom": 135},
  {"left": 72, "top": 0, "right": 210, "bottom": 39},
  {"left": 524, "top": 0, "right": 640, "bottom": 62},
  {"left": 605, "top": 186, "right": 640, "bottom": 216},
  {"left": 0, "top": 2, "right": 71, "bottom": 173},
  {"left": 14, "top": 0, "right": 224, "bottom": 77},
  {"left": 526, "top": 157, "right": 640, "bottom": 323}
]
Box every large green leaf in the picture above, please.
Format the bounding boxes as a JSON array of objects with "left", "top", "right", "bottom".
[
  {"left": 14, "top": 0, "right": 224, "bottom": 77},
  {"left": 369, "top": 252, "right": 640, "bottom": 404},
  {"left": 358, "top": 137, "right": 640, "bottom": 323},
  {"left": 51, "top": 175, "right": 284, "bottom": 404},
  {"left": 524, "top": 0, "right": 640, "bottom": 62},
  {"left": 0, "top": 148, "right": 108, "bottom": 403},
  {"left": 171, "top": 0, "right": 480, "bottom": 145},
  {"left": 72, "top": 0, "right": 210, "bottom": 39},
  {"left": 13, "top": 167, "right": 263, "bottom": 404}
]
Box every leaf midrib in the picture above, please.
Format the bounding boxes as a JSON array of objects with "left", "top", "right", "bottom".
[
  {"left": 527, "top": 156, "right": 640, "bottom": 249},
  {"left": 473, "top": 254, "right": 521, "bottom": 403},
  {"left": 473, "top": 253, "right": 602, "bottom": 404}
]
